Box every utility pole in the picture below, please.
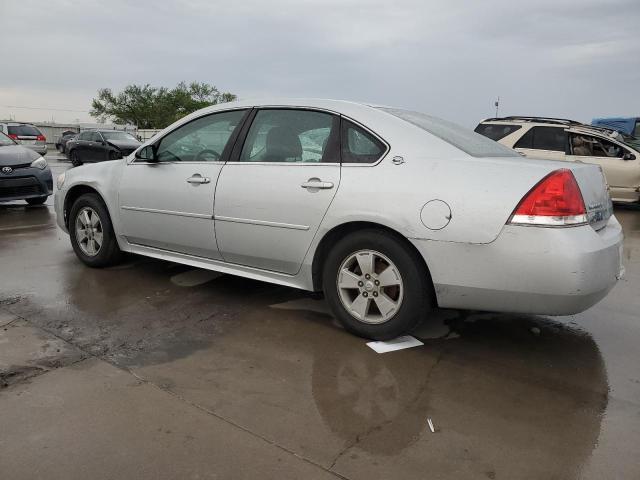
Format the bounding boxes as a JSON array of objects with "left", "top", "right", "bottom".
[{"left": 494, "top": 97, "right": 500, "bottom": 118}]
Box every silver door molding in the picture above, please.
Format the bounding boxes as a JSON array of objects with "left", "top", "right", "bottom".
[{"left": 214, "top": 215, "right": 310, "bottom": 231}]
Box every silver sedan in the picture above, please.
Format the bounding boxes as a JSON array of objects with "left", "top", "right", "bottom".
[{"left": 55, "top": 99, "right": 624, "bottom": 339}]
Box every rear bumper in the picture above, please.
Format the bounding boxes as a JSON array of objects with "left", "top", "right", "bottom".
[
  {"left": 412, "top": 216, "right": 624, "bottom": 315},
  {"left": 0, "top": 168, "right": 53, "bottom": 202}
]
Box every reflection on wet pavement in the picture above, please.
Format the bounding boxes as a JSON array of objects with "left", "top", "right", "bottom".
[{"left": 1, "top": 201, "right": 639, "bottom": 479}]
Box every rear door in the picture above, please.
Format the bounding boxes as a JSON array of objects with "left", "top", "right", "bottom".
[
  {"left": 118, "top": 109, "right": 249, "bottom": 258},
  {"left": 513, "top": 126, "right": 567, "bottom": 161},
  {"left": 214, "top": 108, "right": 341, "bottom": 274}
]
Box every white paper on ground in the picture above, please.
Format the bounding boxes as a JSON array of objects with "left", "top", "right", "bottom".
[{"left": 366, "top": 335, "right": 424, "bottom": 353}]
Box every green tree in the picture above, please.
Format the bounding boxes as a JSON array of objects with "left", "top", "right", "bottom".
[{"left": 90, "top": 82, "right": 236, "bottom": 129}]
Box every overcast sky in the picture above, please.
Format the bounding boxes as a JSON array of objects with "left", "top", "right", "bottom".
[{"left": 1, "top": 0, "right": 638, "bottom": 127}]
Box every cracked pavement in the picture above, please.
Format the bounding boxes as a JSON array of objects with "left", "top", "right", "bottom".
[{"left": 0, "top": 156, "right": 639, "bottom": 479}]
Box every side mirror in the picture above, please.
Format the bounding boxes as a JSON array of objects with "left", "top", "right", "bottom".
[
  {"left": 623, "top": 152, "right": 636, "bottom": 161},
  {"left": 135, "top": 145, "right": 157, "bottom": 162}
]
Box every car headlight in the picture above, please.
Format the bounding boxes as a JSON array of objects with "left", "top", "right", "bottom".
[
  {"left": 31, "top": 157, "right": 47, "bottom": 170},
  {"left": 57, "top": 172, "right": 66, "bottom": 190}
]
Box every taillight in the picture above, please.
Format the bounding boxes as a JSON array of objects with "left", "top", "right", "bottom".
[
  {"left": 8, "top": 134, "right": 18, "bottom": 140},
  {"left": 509, "top": 169, "right": 587, "bottom": 226},
  {"left": 37, "top": 134, "right": 46, "bottom": 142}
]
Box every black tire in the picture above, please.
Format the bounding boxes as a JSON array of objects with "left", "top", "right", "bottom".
[
  {"left": 70, "top": 150, "right": 83, "bottom": 167},
  {"left": 69, "top": 193, "right": 123, "bottom": 268},
  {"left": 322, "top": 229, "right": 434, "bottom": 340},
  {"left": 26, "top": 196, "right": 48, "bottom": 205}
]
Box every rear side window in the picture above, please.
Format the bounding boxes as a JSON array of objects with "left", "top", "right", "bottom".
[
  {"left": 514, "top": 126, "right": 566, "bottom": 152},
  {"left": 341, "top": 120, "right": 386, "bottom": 163},
  {"left": 7, "top": 124, "right": 41, "bottom": 136},
  {"left": 474, "top": 124, "right": 522, "bottom": 141},
  {"left": 240, "top": 109, "right": 338, "bottom": 163},
  {"left": 378, "top": 107, "right": 515, "bottom": 157}
]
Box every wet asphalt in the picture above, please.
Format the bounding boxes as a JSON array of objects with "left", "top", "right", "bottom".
[{"left": 1, "top": 151, "right": 639, "bottom": 479}]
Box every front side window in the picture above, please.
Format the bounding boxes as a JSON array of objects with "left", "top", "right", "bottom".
[
  {"left": 89, "top": 132, "right": 102, "bottom": 142},
  {"left": 341, "top": 120, "right": 386, "bottom": 163},
  {"left": 239, "top": 109, "right": 338, "bottom": 163},
  {"left": 77, "top": 132, "right": 91, "bottom": 141},
  {"left": 514, "top": 126, "right": 566, "bottom": 152},
  {"left": 156, "top": 109, "right": 247, "bottom": 162},
  {"left": 571, "top": 134, "right": 627, "bottom": 158}
]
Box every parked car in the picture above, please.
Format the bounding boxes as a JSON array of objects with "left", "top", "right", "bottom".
[
  {"left": 0, "top": 131, "right": 53, "bottom": 205},
  {"left": 592, "top": 117, "right": 640, "bottom": 150},
  {"left": 0, "top": 122, "right": 47, "bottom": 156},
  {"left": 55, "top": 131, "right": 78, "bottom": 153},
  {"left": 55, "top": 99, "right": 623, "bottom": 340},
  {"left": 65, "top": 130, "right": 141, "bottom": 167},
  {"left": 475, "top": 116, "right": 640, "bottom": 203}
]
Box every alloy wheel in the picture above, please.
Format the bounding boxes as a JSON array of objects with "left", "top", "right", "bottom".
[
  {"left": 75, "top": 207, "right": 104, "bottom": 256},
  {"left": 336, "top": 250, "right": 404, "bottom": 324}
]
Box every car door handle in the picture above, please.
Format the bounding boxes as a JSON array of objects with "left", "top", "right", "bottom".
[
  {"left": 187, "top": 174, "right": 210, "bottom": 185},
  {"left": 301, "top": 179, "right": 334, "bottom": 189}
]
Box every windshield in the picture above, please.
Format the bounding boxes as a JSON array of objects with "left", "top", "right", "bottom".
[
  {"left": 378, "top": 107, "right": 517, "bottom": 157},
  {"left": 0, "top": 131, "right": 16, "bottom": 146},
  {"left": 101, "top": 131, "right": 137, "bottom": 141}
]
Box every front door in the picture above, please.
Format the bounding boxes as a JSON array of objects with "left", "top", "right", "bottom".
[
  {"left": 214, "top": 108, "right": 341, "bottom": 274},
  {"left": 118, "top": 109, "right": 249, "bottom": 258}
]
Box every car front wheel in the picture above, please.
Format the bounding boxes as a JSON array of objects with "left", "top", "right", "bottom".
[
  {"left": 322, "top": 229, "right": 433, "bottom": 340},
  {"left": 70, "top": 150, "right": 83, "bottom": 167},
  {"left": 69, "top": 193, "right": 123, "bottom": 267}
]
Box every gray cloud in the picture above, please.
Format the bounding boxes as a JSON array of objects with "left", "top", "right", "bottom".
[{"left": 1, "top": 0, "right": 639, "bottom": 126}]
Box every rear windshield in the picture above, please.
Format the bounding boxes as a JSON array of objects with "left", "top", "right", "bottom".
[
  {"left": 7, "top": 124, "right": 41, "bottom": 136},
  {"left": 474, "top": 123, "right": 522, "bottom": 141},
  {"left": 378, "top": 107, "right": 516, "bottom": 157}
]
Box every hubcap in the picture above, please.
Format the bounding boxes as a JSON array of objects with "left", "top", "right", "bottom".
[
  {"left": 75, "top": 207, "right": 103, "bottom": 257},
  {"left": 336, "top": 250, "right": 404, "bottom": 324}
]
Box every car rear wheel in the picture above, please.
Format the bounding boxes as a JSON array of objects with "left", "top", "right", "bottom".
[
  {"left": 322, "top": 229, "right": 433, "bottom": 340},
  {"left": 26, "top": 196, "right": 48, "bottom": 205},
  {"left": 70, "top": 150, "right": 83, "bottom": 167},
  {"left": 69, "top": 193, "right": 123, "bottom": 267}
]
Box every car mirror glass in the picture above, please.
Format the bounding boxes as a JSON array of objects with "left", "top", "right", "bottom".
[
  {"left": 135, "top": 145, "right": 157, "bottom": 162},
  {"left": 623, "top": 152, "right": 636, "bottom": 161}
]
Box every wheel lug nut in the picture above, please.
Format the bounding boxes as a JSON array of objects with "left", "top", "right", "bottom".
[
  {"left": 373, "top": 292, "right": 378, "bottom": 297},
  {"left": 362, "top": 292, "right": 368, "bottom": 298},
  {"left": 358, "top": 281, "right": 364, "bottom": 287},
  {"left": 374, "top": 280, "right": 380, "bottom": 286},
  {"left": 365, "top": 274, "right": 371, "bottom": 279}
]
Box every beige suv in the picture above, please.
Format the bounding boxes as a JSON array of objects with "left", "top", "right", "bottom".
[{"left": 475, "top": 116, "right": 640, "bottom": 203}]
